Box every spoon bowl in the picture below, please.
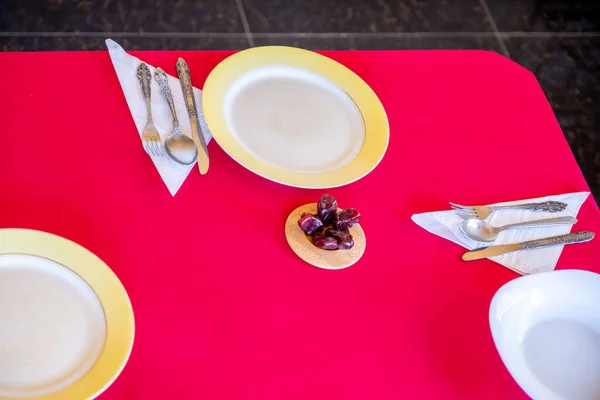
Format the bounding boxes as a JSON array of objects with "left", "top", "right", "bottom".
[
  {"left": 460, "top": 219, "right": 499, "bottom": 242},
  {"left": 165, "top": 132, "right": 198, "bottom": 165}
]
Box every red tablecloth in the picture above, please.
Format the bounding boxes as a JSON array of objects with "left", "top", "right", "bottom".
[{"left": 1, "top": 49, "right": 599, "bottom": 400}]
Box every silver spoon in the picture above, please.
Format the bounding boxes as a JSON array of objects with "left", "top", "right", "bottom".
[
  {"left": 459, "top": 216, "right": 578, "bottom": 243},
  {"left": 153, "top": 68, "right": 198, "bottom": 165}
]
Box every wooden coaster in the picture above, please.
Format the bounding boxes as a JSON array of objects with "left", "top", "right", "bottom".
[{"left": 285, "top": 203, "right": 366, "bottom": 270}]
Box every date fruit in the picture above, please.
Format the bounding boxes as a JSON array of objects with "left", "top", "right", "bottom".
[
  {"left": 334, "top": 208, "right": 361, "bottom": 230},
  {"left": 297, "top": 212, "right": 323, "bottom": 235},
  {"left": 317, "top": 194, "right": 338, "bottom": 223},
  {"left": 325, "top": 228, "right": 355, "bottom": 250},
  {"left": 296, "top": 194, "right": 361, "bottom": 251},
  {"left": 312, "top": 232, "right": 339, "bottom": 250}
]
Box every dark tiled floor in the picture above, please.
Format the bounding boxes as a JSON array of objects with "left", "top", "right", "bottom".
[
  {"left": 241, "top": 0, "right": 492, "bottom": 33},
  {"left": 486, "top": 0, "right": 600, "bottom": 32},
  {"left": 0, "top": 0, "right": 598, "bottom": 202},
  {"left": 0, "top": 0, "right": 244, "bottom": 33}
]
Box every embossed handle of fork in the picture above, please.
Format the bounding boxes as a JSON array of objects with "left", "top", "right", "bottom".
[
  {"left": 137, "top": 63, "right": 151, "bottom": 100},
  {"left": 137, "top": 63, "right": 153, "bottom": 123},
  {"left": 496, "top": 201, "right": 568, "bottom": 213},
  {"left": 521, "top": 231, "right": 595, "bottom": 250},
  {"left": 154, "top": 68, "right": 179, "bottom": 127}
]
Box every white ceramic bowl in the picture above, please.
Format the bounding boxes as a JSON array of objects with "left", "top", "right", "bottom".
[{"left": 489, "top": 270, "right": 600, "bottom": 400}]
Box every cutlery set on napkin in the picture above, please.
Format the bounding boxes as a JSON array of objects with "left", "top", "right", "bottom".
[
  {"left": 137, "top": 58, "right": 210, "bottom": 171},
  {"left": 107, "top": 39, "right": 212, "bottom": 195},
  {"left": 413, "top": 192, "right": 594, "bottom": 275}
]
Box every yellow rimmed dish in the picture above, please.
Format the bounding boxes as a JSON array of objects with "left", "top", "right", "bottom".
[
  {"left": 0, "top": 229, "right": 134, "bottom": 400},
  {"left": 202, "top": 46, "right": 389, "bottom": 188}
]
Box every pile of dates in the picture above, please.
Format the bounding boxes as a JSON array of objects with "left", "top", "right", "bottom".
[{"left": 297, "top": 194, "right": 361, "bottom": 250}]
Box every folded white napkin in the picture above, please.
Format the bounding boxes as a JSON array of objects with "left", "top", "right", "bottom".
[
  {"left": 412, "top": 192, "right": 590, "bottom": 275},
  {"left": 106, "top": 39, "right": 213, "bottom": 196}
]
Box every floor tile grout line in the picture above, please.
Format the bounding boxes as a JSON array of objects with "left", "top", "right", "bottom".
[
  {"left": 478, "top": 0, "right": 510, "bottom": 57},
  {"left": 2, "top": 31, "right": 600, "bottom": 39},
  {"left": 498, "top": 31, "right": 600, "bottom": 38},
  {"left": 260, "top": 32, "right": 502, "bottom": 38},
  {"left": 0, "top": 31, "right": 247, "bottom": 38},
  {"left": 234, "top": 0, "right": 255, "bottom": 47}
]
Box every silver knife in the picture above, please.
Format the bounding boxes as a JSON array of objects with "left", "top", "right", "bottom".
[
  {"left": 462, "top": 231, "right": 595, "bottom": 261},
  {"left": 176, "top": 57, "right": 209, "bottom": 174}
]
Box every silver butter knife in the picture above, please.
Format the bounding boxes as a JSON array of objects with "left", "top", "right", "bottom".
[
  {"left": 462, "top": 231, "right": 595, "bottom": 261},
  {"left": 176, "top": 57, "right": 209, "bottom": 175}
]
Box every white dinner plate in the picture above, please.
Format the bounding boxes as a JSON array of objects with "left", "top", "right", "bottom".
[
  {"left": 489, "top": 270, "right": 600, "bottom": 400},
  {"left": 223, "top": 65, "right": 365, "bottom": 174},
  {"left": 0, "top": 229, "right": 134, "bottom": 400},
  {"left": 202, "top": 46, "right": 389, "bottom": 188}
]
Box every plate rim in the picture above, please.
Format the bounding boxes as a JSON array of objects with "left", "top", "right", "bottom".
[
  {"left": 202, "top": 45, "right": 389, "bottom": 189},
  {"left": 0, "top": 228, "right": 135, "bottom": 400}
]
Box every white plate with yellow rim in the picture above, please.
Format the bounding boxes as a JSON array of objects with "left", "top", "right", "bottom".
[
  {"left": 0, "top": 229, "right": 134, "bottom": 400},
  {"left": 202, "top": 46, "right": 389, "bottom": 188}
]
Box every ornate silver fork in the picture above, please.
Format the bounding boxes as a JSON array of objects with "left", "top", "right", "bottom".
[
  {"left": 136, "top": 63, "right": 164, "bottom": 157},
  {"left": 450, "top": 201, "right": 567, "bottom": 219}
]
